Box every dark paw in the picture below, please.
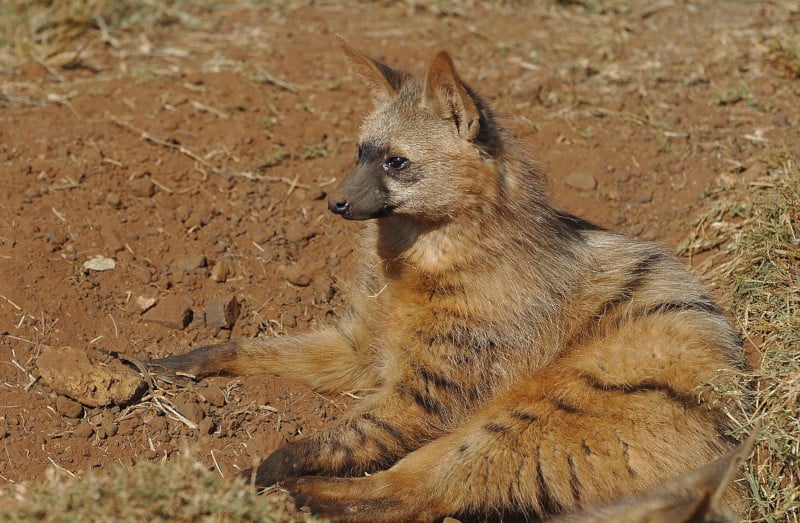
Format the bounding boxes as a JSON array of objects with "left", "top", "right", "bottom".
[
  {"left": 147, "top": 342, "right": 237, "bottom": 380},
  {"left": 242, "top": 446, "right": 304, "bottom": 488}
]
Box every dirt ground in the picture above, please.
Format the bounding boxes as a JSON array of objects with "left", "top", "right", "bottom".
[{"left": 0, "top": 0, "right": 797, "bottom": 503}]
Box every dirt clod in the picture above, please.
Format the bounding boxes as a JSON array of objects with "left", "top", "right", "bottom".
[
  {"left": 56, "top": 395, "right": 84, "bottom": 418},
  {"left": 205, "top": 296, "right": 240, "bottom": 330},
  {"left": 565, "top": 171, "right": 598, "bottom": 191},
  {"left": 143, "top": 295, "right": 193, "bottom": 330},
  {"left": 38, "top": 347, "right": 146, "bottom": 408}
]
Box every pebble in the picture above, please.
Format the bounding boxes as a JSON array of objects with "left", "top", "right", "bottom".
[
  {"left": 174, "top": 254, "right": 207, "bottom": 273},
  {"left": 565, "top": 171, "right": 597, "bottom": 191},
  {"left": 143, "top": 294, "right": 193, "bottom": 330},
  {"left": 210, "top": 258, "right": 234, "bottom": 282},
  {"left": 283, "top": 264, "right": 312, "bottom": 287},
  {"left": 100, "top": 226, "right": 124, "bottom": 253},
  {"left": 284, "top": 222, "right": 314, "bottom": 244},
  {"left": 205, "top": 296, "right": 240, "bottom": 330},
  {"left": 73, "top": 421, "right": 95, "bottom": 439},
  {"left": 198, "top": 417, "right": 216, "bottom": 436},
  {"left": 130, "top": 177, "right": 155, "bottom": 198},
  {"left": 632, "top": 192, "right": 653, "bottom": 204},
  {"left": 200, "top": 386, "right": 226, "bottom": 407},
  {"left": 307, "top": 184, "right": 326, "bottom": 201},
  {"left": 56, "top": 395, "right": 84, "bottom": 418},
  {"left": 39, "top": 347, "right": 145, "bottom": 407}
]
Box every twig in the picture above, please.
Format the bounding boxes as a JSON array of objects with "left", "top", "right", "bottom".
[
  {"left": 254, "top": 66, "right": 299, "bottom": 93},
  {"left": 47, "top": 457, "right": 77, "bottom": 478},
  {"left": 109, "top": 115, "right": 213, "bottom": 170},
  {"left": 210, "top": 449, "right": 224, "bottom": 477}
]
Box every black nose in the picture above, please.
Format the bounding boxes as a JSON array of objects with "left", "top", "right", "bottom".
[{"left": 328, "top": 195, "right": 350, "bottom": 215}]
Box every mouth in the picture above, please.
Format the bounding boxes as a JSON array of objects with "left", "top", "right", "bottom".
[{"left": 331, "top": 205, "right": 396, "bottom": 221}]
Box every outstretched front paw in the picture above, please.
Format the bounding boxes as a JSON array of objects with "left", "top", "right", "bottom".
[{"left": 146, "top": 342, "right": 238, "bottom": 381}]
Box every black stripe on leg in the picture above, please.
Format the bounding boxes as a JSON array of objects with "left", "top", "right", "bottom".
[{"left": 359, "top": 412, "right": 405, "bottom": 443}]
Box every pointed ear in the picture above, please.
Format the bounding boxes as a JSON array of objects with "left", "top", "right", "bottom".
[
  {"left": 337, "top": 35, "right": 399, "bottom": 103},
  {"left": 424, "top": 51, "right": 480, "bottom": 141}
]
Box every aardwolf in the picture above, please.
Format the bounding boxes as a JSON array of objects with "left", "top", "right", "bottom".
[{"left": 150, "top": 40, "right": 747, "bottom": 522}]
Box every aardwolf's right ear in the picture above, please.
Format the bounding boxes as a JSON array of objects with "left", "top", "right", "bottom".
[{"left": 337, "top": 35, "right": 404, "bottom": 103}]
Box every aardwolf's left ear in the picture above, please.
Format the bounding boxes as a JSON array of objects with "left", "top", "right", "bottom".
[
  {"left": 338, "top": 35, "right": 405, "bottom": 104},
  {"left": 424, "top": 51, "right": 480, "bottom": 141}
]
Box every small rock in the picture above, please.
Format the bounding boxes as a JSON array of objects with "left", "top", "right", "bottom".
[
  {"left": 565, "top": 171, "right": 597, "bottom": 191},
  {"left": 144, "top": 414, "right": 167, "bottom": 433},
  {"left": 100, "top": 226, "right": 124, "bottom": 253},
  {"left": 283, "top": 265, "right": 312, "bottom": 287},
  {"left": 201, "top": 386, "right": 226, "bottom": 407},
  {"left": 56, "top": 395, "right": 84, "bottom": 418},
  {"left": 175, "top": 204, "right": 192, "bottom": 223},
  {"left": 283, "top": 312, "right": 297, "bottom": 329},
  {"left": 105, "top": 193, "right": 122, "bottom": 209},
  {"left": 38, "top": 347, "right": 146, "bottom": 407},
  {"left": 205, "top": 296, "right": 240, "bottom": 330},
  {"left": 143, "top": 294, "right": 193, "bottom": 330},
  {"left": 632, "top": 192, "right": 653, "bottom": 204},
  {"left": 83, "top": 255, "right": 116, "bottom": 272},
  {"left": 173, "top": 397, "right": 205, "bottom": 424},
  {"left": 616, "top": 171, "right": 631, "bottom": 183},
  {"left": 174, "top": 254, "right": 207, "bottom": 273},
  {"left": 198, "top": 417, "right": 216, "bottom": 435},
  {"left": 130, "top": 178, "right": 156, "bottom": 198},
  {"left": 101, "top": 416, "right": 118, "bottom": 438},
  {"left": 135, "top": 295, "right": 158, "bottom": 314},
  {"left": 443, "top": 518, "right": 463, "bottom": 523},
  {"left": 130, "top": 177, "right": 155, "bottom": 198},
  {"left": 47, "top": 229, "right": 67, "bottom": 249},
  {"left": 73, "top": 421, "right": 95, "bottom": 439},
  {"left": 742, "top": 162, "right": 766, "bottom": 184},
  {"left": 117, "top": 418, "right": 138, "bottom": 436},
  {"left": 284, "top": 222, "right": 314, "bottom": 244},
  {"left": 185, "top": 207, "right": 213, "bottom": 229},
  {"left": 209, "top": 258, "right": 235, "bottom": 283}
]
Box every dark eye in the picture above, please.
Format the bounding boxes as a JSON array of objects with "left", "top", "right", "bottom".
[
  {"left": 383, "top": 157, "right": 409, "bottom": 172},
  {"left": 356, "top": 145, "right": 363, "bottom": 164}
]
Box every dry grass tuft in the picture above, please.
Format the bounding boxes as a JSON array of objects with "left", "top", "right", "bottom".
[
  {"left": 682, "top": 151, "right": 799, "bottom": 523},
  {"left": 0, "top": 451, "right": 319, "bottom": 522}
]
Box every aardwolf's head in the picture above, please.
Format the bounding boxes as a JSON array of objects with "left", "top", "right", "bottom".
[{"left": 328, "top": 39, "right": 504, "bottom": 223}]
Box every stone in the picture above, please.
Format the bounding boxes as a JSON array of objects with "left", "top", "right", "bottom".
[
  {"left": 205, "top": 296, "right": 240, "bottom": 330},
  {"left": 283, "top": 264, "right": 312, "bottom": 287},
  {"left": 284, "top": 222, "right": 314, "bottom": 244},
  {"left": 56, "top": 395, "right": 84, "bottom": 418},
  {"left": 143, "top": 294, "right": 193, "bottom": 330},
  {"left": 632, "top": 191, "right": 653, "bottom": 204},
  {"left": 174, "top": 254, "right": 207, "bottom": 273},
  {"left": 565, "top": 171, "right": 597, "bottom": 191},
  {"left": 130, "top": 177, "right": 155, "bottom": 198},
  {"left": 100, "top": 226, "right": 124, "bottom": 253},
  {"left": 209, "top": 258, "right": 235, "bottom": 283},
  {"left": 73, "top": 421, "right": 95, "bottom": 439},
  {"left": 201, "top": 386, "right": 226, "bottom": 407},
  {"left": 38, "top": 346, "right": 146, "bottom": 407}
]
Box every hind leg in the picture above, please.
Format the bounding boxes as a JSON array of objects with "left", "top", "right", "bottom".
[{"left": 284, "top": 368, "right": 729, "bottom": 522}]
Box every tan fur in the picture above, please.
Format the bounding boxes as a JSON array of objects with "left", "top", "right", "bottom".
[{"left": 149, "top": 43, "right": 748, "bottom": 522}]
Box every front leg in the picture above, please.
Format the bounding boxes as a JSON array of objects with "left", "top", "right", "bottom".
[
  {"left": 148, "top": 322, "right": 379, "bottom": 392},
  {"left": 252, "top": 376, "right": 459, "bottom": 487}
]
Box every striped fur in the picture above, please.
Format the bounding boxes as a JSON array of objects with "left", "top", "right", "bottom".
[{"left": 149, "top": 43, "right": 747, "bottom": 522}]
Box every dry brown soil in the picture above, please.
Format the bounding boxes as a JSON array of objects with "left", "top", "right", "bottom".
[{"left": 1, "top": 0, "right": 797, "bottom": 503}]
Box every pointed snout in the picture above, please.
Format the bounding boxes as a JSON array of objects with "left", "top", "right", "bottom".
[
  {"left": 326, "top": 164, "right": 393, "bottom": 220},
  {"left": 327, "top": 191, "right": 351, "bottom": 216}
]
